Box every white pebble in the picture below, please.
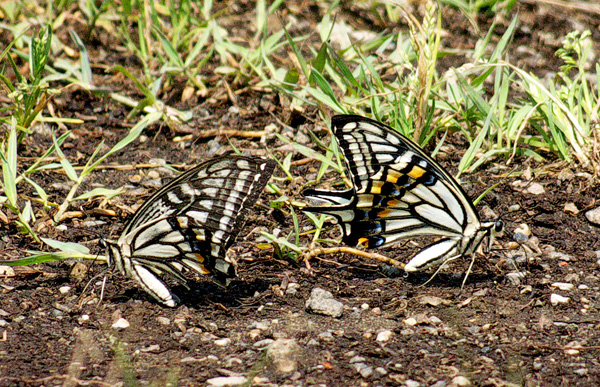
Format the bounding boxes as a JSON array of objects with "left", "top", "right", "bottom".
[
  {"left": 112, "top": 318, "right": 130, "bottom": 329},
  {"left": 526, "top": 183, "right": 545, "bottom": 195},
  {"left": 59, "top": 286, "right": 71, "bottom": 294},
  {"left": 585, "top": 207, "right": 600, "bottom": 225},
  {"left": 550, "top": 294, "right": 570, "bottom": 306},
  {"left": 361, "top": 303, "right": 369, "bottom": 310},
  {"left": 578, "top": 284, "right": 589, "bottom": 290},
  {"left": 405, "top": 380, "right": 421, "bottom": 387},
  {"left": 206, "top": 376, "right": 247, "bottom": 387},
  {"left": 214, "top": 338, "right": 231, "bottom": 347},
  {"left": 429, "top": 316, "right": 442, "bottom": 324},
  {"left": 376, "top": 330, "right": 393, "bottom": 342},
  {"left": 0, "top": 266, "right": 15, "bottom": 276},
  {"left": 551, "top": 282, "right": 574, "bottom": 291},
  {"left": 156, "top": 317, "right": 171, "bottom": 325},
  {"left": 506, "top": 272, "right": 527, "bottom": 285},
  {"left": 452, "top": 375, "right": 471, "bottom": 386},
  {"left": 403, "top": 317, "right": 417, "bottom": 326},
  {"left": 564, "top": 202, "right": 579, "bottom": 214}
]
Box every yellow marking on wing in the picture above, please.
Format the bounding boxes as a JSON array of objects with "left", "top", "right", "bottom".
[
  {"left": 386, "top": 169, "right": 403, "bottom": 184},
  {"left": 369, "top": 181, "right": 384, "bottom": 194},
  {"left": 407, "top": 165, "right": 426, "bottom": 179}
]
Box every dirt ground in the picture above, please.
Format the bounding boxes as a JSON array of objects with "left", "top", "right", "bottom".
[{"left": 1, "top": 2, "right": 600, "bottom": 387}]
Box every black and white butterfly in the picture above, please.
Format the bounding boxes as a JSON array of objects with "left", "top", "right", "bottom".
[
  {"left": 100, "top": 155, "right": 275, "bottom": 307},
  {"left": 303, "top": 115, "right": 503, "bottom": 273}
]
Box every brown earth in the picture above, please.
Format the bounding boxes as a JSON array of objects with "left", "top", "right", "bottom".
[{"left": 1, "top": 2, "right": 600, "bottom": 387}]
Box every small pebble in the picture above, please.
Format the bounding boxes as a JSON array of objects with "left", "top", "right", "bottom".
[
  {"left": 59, "top": 286, "right": 71, "bottom": 294},
  {"left": 353, "top": 363, "right": 373, "bottom": 378},
  {"left": 584, "top": 207, "right": 600, "bottom": 226},
  {"left": 514, "top": 223, "right": 531, "bottom": 237},
  {"left": 403, "top": 317, "right": 417, "bottom": 326},
  {"left": 140, "top": 344, "right": 160, "bottom": 353},
  {"left": 451, "top": 375, "right": 471, "bottom": 386},
  {"left": 156, "top": 317, "right": 171, "bottom": 325},
  {"left": 305, "top": 287, "right": 344, "bottom": 318},
  {"left": 318, "top": 332, "right": 334, "bottom": 341},
  {"left": 429, "top": 316, "right": 442, "bottom": 324},
  {"left": 349, "top": 355, "right": 366, "bottom": 364},
  {"left": 206, "top": 376, "right": 247, "bottom": 387},
  {"left": 526, "top": 183, "right": 545, "bottom": 195},
  {"left": 375, "top": 367, "right": 387, "bottom": 376},
  {"left": 564, "top": 202, "right": 579, "bottom": 214},
  {"left": 405, "top": 380, "right": 421, "bottom": 387},
  {"left": 78, "top": 315, "right": 89, "bottom": 324},
  {"left": 550, "top": 294, "right": 570, "bottom": 306},
  {"left": 547, "top": 251, "right": 572, "bottom": 261},
  {"left": 551, "top": 282, "right": 574, "bottom": 291},
  {"left": 508, "top": 204, "right": 520, "bottom": 212},
  {"left": 506, "top": 272, "right": 527, "bottom": 285},
  {"left": 376, "top": 330, "right": 393, "bottom": 342},
  {"left": 112, "top": 318, "right": 130, "bottom": 330},
  {"left": 214, "top": 338, "right": 231, "bottom": 347}
]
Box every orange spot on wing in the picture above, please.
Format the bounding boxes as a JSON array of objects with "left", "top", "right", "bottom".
[
  {"left": 358, "top": 237, "right": 370, "bottom": 248},
  {"left": 377, "top": 209, "right": 391, "bottom": 217},
  {"left": 387, "top": 199, "right": 401, "bottom": 207}
]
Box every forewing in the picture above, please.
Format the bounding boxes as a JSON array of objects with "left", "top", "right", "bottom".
[{"left": 119, "top": 155, "right": 275, "bottom": 281}]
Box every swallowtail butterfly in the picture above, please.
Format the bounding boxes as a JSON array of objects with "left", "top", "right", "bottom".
[
  {"left": 303, "top": 115, "right": 503, "bottom": 273},
  {"left": 101, "top": 155, "right": 275, "bottom": 306}
]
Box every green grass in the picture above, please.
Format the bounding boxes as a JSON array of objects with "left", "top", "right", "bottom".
[{"left": 0, "top": 0, "right": 597, "bottom": 263}]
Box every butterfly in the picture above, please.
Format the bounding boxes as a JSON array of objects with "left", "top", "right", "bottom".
[
  {"left": 303, "top": 115, "right": 503, "bottom": 273},
  {"left": 100, "top": 155, "right": 275, "bottom": 307}
]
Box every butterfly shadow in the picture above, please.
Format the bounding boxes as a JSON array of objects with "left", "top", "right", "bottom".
[
  {"left": 168, "top": 277, "right": 276, "bottom": 309},
  {"left": 379, "top": 264, "right": 501, "bottom": 288}
]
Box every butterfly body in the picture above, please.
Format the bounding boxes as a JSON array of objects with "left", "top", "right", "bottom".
[
  {"left": 303, "top": 115, "right": 502, "bottom": 273},
  {"left": 102, "top": 155, "right": 275, "bottom": 307}
]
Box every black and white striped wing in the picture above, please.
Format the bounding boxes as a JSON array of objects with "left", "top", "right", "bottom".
[
  {"left": 104, "top": 155, "right": 275, "bottom": 306},
  {"left": 303, "top": 115, "right": 499, "bottom": 272}
]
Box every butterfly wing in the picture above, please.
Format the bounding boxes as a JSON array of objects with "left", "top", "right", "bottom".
[
  {"left": 106, "top": 155, "right": 275, "bottom": 306},
  {"left": 303, "top": 115, "right": 489, "bottom": 269}
]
